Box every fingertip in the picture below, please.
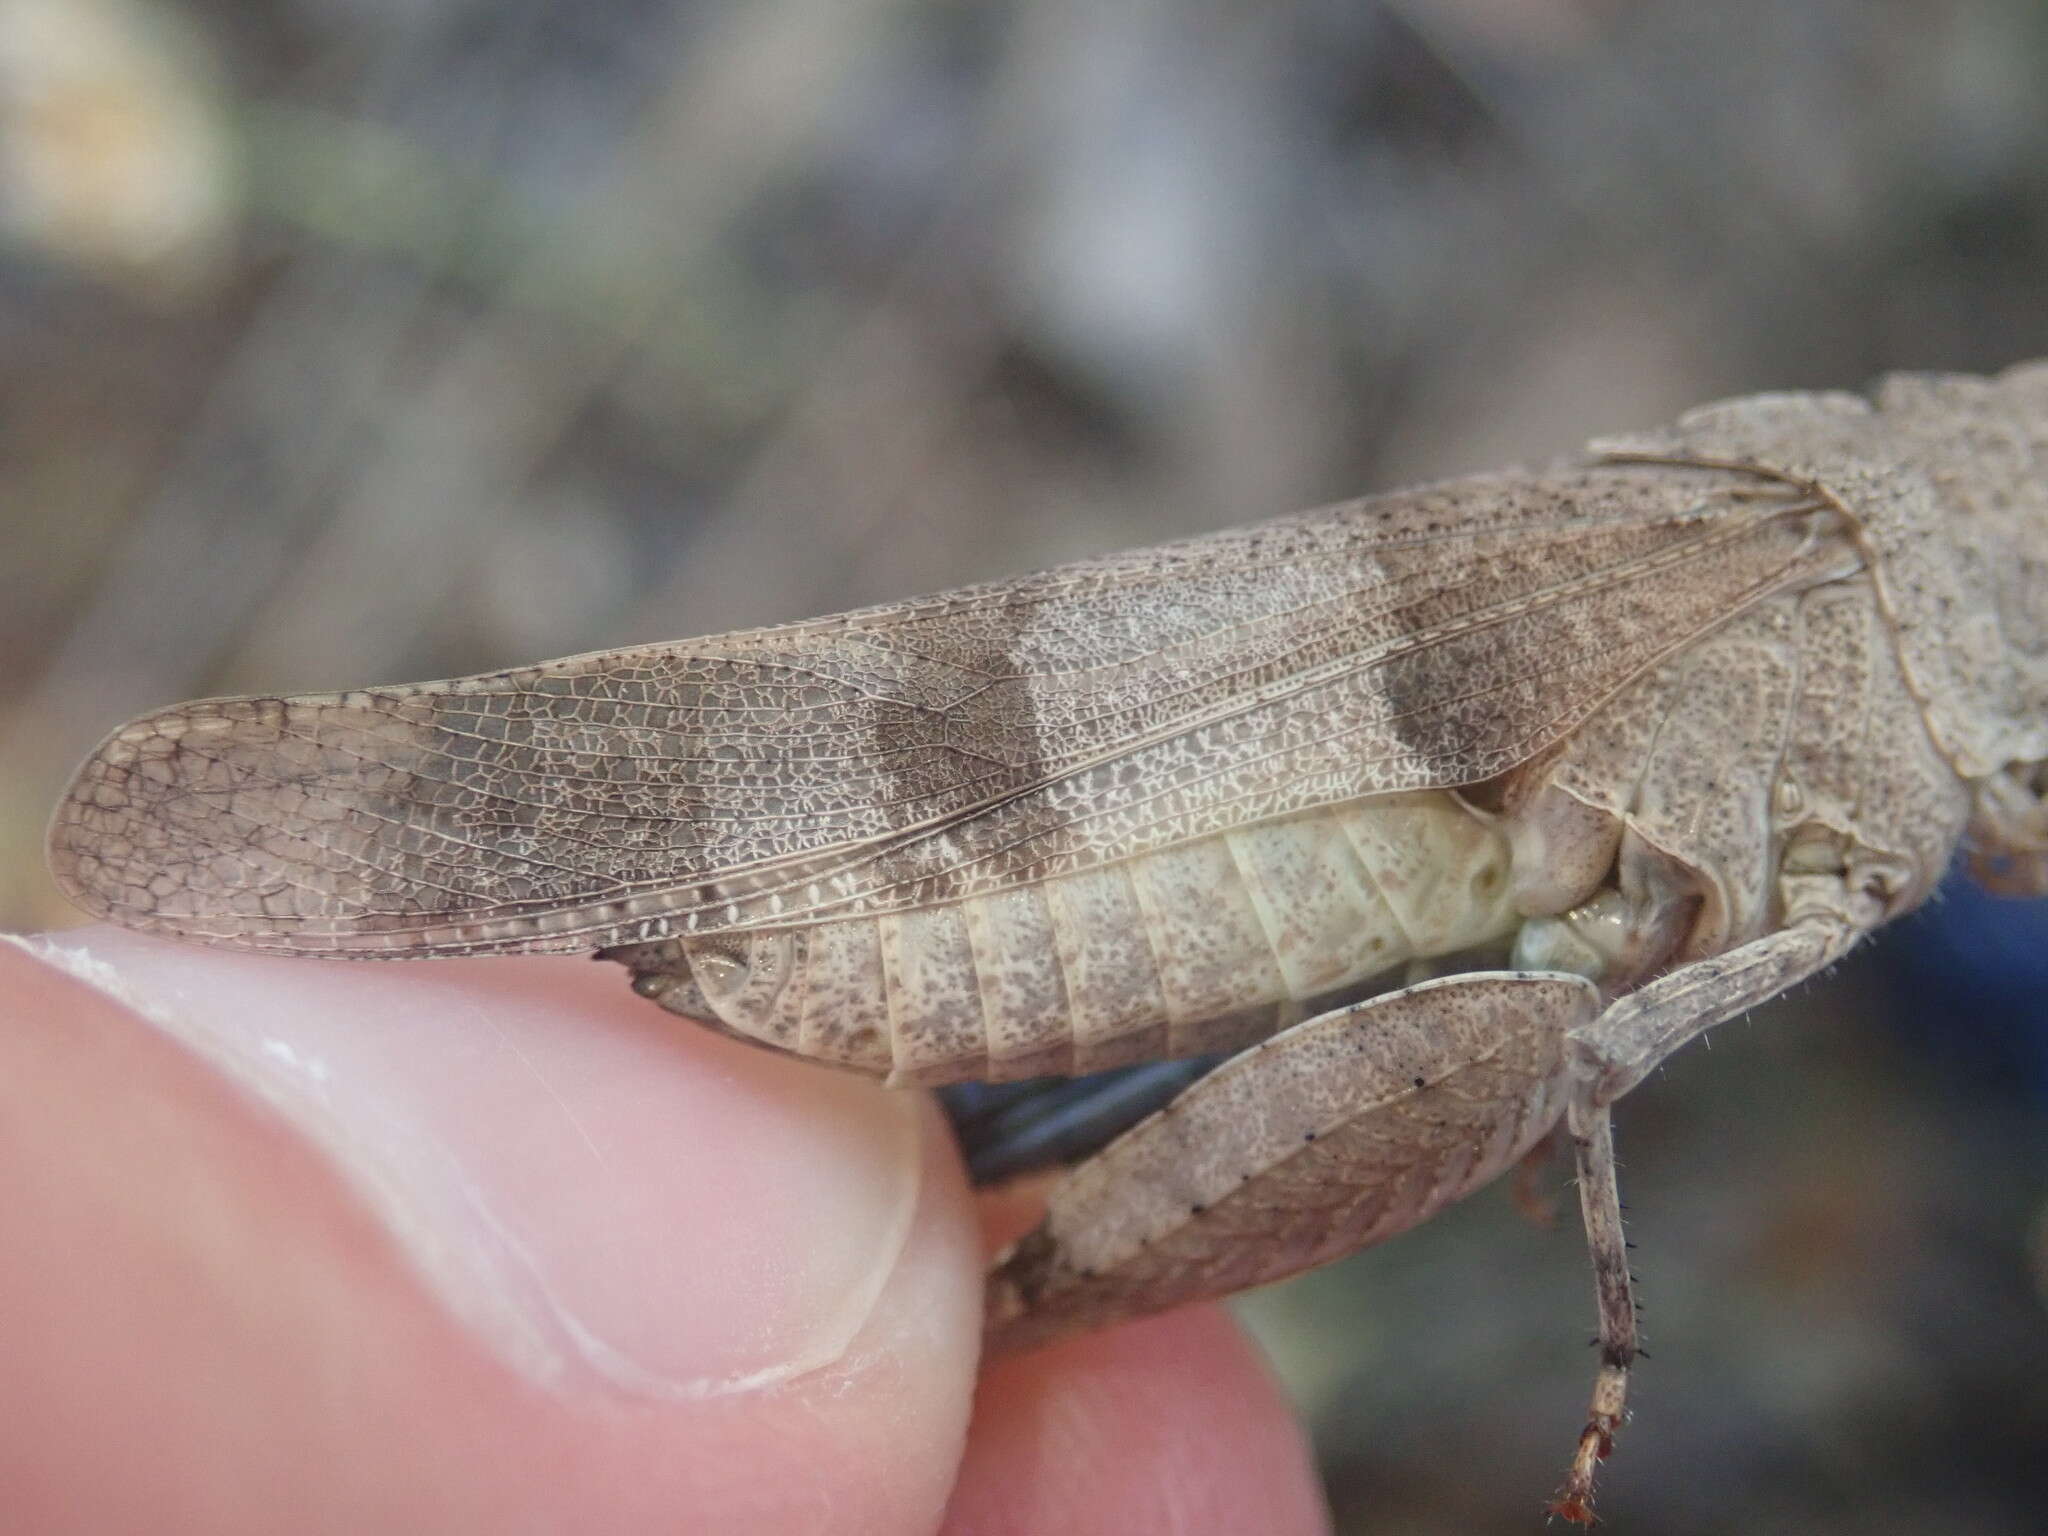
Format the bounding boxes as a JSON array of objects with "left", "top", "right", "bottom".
[
  {"left": 3, "top": 930, "right": 987, "bottom": 1533},
  {"left": 944, "top": 1306, "right": 1331, "bottom": 1536}
]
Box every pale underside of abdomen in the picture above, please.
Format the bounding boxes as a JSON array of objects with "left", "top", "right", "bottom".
[{"left": 673, "top": 790, "right": 1520, "bottom": 1085}]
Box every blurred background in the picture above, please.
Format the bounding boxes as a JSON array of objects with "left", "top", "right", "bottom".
[{"left": 4, "top": 0, "right": 2047, "bottom": 1529}]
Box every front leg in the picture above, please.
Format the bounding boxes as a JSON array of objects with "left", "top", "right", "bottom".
[{"left": 1549, "top": 919, "right": 1858, "bottom": 1523}]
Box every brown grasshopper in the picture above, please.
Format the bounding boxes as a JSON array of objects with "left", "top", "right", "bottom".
[{"left": 47, "top": 360, "right": 2048, "bottom": 1519}]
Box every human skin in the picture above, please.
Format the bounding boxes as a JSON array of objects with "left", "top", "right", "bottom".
[{"left": 0, "top": 931, "right": 1330, "bottom": 1535}]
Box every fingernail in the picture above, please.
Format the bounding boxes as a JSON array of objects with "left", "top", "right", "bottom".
[{"left": 15, "top": 929, "right": 927, "bottom": 1400}]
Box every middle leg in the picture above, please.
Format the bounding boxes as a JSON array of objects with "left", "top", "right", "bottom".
[{"left": 1549, "top": 918, "right": 1859, "bottom": 1522}]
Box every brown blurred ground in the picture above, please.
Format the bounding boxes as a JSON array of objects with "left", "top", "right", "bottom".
[{"left": 4, "top": 1, "right": 2047, "bottom": 1530}]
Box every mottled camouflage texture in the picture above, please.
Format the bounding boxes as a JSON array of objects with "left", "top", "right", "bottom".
[{"left": 48, "top": 360, "right": 2048, "bottom": 1520}]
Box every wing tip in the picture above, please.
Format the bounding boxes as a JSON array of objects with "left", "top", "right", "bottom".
[
  {"left": 44, "top": 696, "right": 316, "bottom": 943},
  {"left": 42, "top": 694, "right": 649, "bottom": 959}
]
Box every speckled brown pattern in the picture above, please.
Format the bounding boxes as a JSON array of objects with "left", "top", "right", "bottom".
[{"left": 46, "top": 359, "right": 2048, "bottom": 1521}]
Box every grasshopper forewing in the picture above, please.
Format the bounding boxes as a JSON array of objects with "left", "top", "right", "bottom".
[{"left": 49, "top": 361, "right": 2048, "bottom": 1519}]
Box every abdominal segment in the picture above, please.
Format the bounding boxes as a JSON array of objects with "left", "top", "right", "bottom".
[{"left": 652, "top": 791, "right": 1524, "bottom": 1086}]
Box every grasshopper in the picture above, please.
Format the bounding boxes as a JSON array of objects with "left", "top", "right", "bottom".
[{"left": 47, "top": 360, "right": 2048, "bottom": 1519}]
